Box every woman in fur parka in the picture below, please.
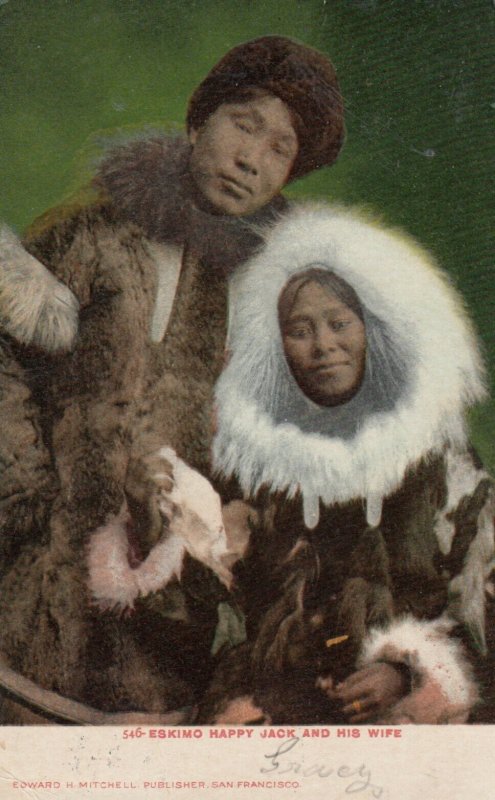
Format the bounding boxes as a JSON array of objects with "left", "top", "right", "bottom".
[{"left": 201, "top": 205, "right": 495, "bottom": 725}]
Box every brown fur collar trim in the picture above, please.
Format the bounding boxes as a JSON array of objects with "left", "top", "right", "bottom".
[{"left": 94, "top": 134, "right": 288, "bottom": 274}]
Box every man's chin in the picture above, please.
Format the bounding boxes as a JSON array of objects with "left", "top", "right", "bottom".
[
  {"left": 207, "top": 191, "right": 254, "bottom": 217},
  {"left": 193, "top": 181, "right": 260, "bottom": 217}
]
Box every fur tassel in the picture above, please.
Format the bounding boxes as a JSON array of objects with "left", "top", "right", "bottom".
[
  {"left": 87, "top": 503, "right": 187, "bottom": 612},
  {"left": 358, "top": 615, "right": 479, "bottom": 723},
  {"left": 0, "top": 224, "right": 79, "bottom": 352},
  {"left": 87, "top": 448, "right": 234, "bottom": 611}
]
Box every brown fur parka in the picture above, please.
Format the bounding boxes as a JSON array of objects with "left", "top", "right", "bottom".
[{"left": 0, "top": 135, "right": 285, "bottom": 722}]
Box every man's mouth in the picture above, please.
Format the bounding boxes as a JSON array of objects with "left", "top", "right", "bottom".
[{"left": 219, "top": 174, "right": 253, "bottom": 197}]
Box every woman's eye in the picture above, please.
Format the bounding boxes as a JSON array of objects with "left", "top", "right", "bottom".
[
  {"left": 286, "top": 327, "right": 310, "bottom": 339},
  {"left": 331, "top": 320, "right": 348, "bottom": 331}
]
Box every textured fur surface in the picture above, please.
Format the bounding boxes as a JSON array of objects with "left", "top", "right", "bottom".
[
  {"left": 215, "top": 204, "right": 486, "bottom": 520},
  {"left": 359, "top": 615, "right": 479, "bottom": 722},
  {"left": 88, "top": 447, "right": 233, "bottom": 611},
  {"left": 186, "top": 35, "right": 345, "bottom": 180},
  {"left": 203, "top": 204, "right": 493, "bottom": 725},
  {"left": 0, "top": 225, "right": 79, "bottom": 352},
  {"left": 95, "top": 134, "right": 286, "bottom": 274},
  {"left": 0, "top": 135, "right": 283, "bottom": 719},
  {"left": 435, "top": 449, "right": 495, "bottom": 651}
]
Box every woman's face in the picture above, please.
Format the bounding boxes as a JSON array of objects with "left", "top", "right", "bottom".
[{"left": 281, "top": 281, "right": 367, "bottom": 406}]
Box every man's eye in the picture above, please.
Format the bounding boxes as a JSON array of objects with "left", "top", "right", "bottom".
[
  {"left": 234, "top": 120, "right": 253, "bottom": 134},
  {"left": 272, "top": 143, "right": 290, "bottom": 159}
]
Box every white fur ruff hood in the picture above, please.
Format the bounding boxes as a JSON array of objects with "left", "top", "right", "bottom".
[{"left": 214, "top": 204, "right": 486, "bottom": 526}]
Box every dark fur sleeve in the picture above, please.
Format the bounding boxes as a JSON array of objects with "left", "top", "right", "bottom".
[{"left": 0, "top": 340, "right": 57, "bottom": 569}]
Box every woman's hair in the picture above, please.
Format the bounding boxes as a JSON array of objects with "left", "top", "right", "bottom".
[{"left": 277, "top": 266, "right": 365, "bottom": 331}]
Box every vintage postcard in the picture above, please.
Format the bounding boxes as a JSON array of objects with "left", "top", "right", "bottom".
[{"left": 0, "top": 0, "right": 493, "bottom": 798}]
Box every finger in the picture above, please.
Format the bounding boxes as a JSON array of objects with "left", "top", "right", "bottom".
[
  {"left": 153, "top": 475, "right": 174, "bottom": 493},
  {"left": 316, "top": 675, "right": 334, "bottom": 695},
  {"left": 336, "top": 681, "right": 371, "bottom": 703},
  {"left": 343, "top": 697, "right": 376, "bottom": 718},
  {"left": 336, "top": 667, "right": 373, "bottom": 691},
  {"left": 348, "top": 709, "right": 376, "bottom": 723},
  {"left": 147, "top": 503, "right": 165, "bottom": 547},
  {"left": 145, "top": 455, "right": 174, "bottom": 478},
  {"left": 158, "top": 494, "right": 178, "bottom": 522}
]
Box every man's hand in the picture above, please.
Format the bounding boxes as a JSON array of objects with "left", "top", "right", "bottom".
[
  {"left": 318, "top": 662, "right": 409, "bottom": 722},
  {"left": 124, "top": 453, "right": 174, "bottom": 556}
]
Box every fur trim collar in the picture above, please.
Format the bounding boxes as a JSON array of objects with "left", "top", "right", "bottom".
[
  {"left": 95, "top": 133, "right": 287, "bottom": 274},
  {"left": 213, "top": 205, "right": 486, "bottom": 526}
]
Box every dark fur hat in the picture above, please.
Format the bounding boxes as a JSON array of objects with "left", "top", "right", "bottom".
[{"left": 186, "top": 35, "right": 345, "bottom": 180}]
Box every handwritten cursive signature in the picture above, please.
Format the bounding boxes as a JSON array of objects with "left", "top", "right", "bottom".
[{"left": 261, "top": 737, "right": 384, "bottom": 798}]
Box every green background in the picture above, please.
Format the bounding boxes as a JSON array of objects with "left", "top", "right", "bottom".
[{"left": 1, "top": 0, "right": 493, "bottom": 466}]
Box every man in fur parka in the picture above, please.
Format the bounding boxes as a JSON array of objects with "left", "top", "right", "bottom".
[
  {"left": 0, "top": 37, "right": 345, "bottom": 722},
  {"left": 200, "top": 205, "right": 495, "bottom": 726}
]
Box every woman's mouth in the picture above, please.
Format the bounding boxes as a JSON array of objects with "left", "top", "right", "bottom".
[{"left": 312, "top": 362, "right": 348, "bottom": 373}]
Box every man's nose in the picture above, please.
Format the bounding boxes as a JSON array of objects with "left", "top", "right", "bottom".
[
  {"left": 235, "top": 153, "right": 258, "bottom": 176},
  {"left": 234, "top": 140, "right": 263, "bottom": 176}
]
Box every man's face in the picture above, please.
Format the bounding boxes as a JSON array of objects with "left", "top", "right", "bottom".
[
  {"left": 281, "top": 281, "right": 367, "bottom": 406},
  {"left": 188, "top": 94, "right": 298, "bottom": 216}
]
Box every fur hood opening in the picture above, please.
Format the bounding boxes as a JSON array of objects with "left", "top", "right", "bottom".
[{"left": 213, "top": 204, "right": 486, "bottom": 527}]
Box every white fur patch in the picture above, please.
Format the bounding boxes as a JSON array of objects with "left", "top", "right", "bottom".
[
  {"left": 215, "top": 204, "right": 486, "bottom": 513},
  {"left": 87, "top": 448, "right": 233, "bottom": 611},
  {"left": 87, "top": 503, "right": 187, "bottom": 612},
  {"left": 448, "top": 485, "right": 495, "bottom": 652},
  {"left": 359, "top": 615, "right": 478, "bottom": 715},
  {"left": 157, "top": 447, "right": 232, "bottom": 585},
  {"left": 435, "top": 449, "right": 488, "bottom": 556},
  {"left": 0, "top": 225, "right": 79, "bottom": 352}
]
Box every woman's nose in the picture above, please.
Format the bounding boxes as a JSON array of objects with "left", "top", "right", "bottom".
[{"left": 313, "top": 326, "right": 338, "bottom": 354}]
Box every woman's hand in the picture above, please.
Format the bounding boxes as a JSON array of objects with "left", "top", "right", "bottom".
[{"left": 319, "top": 662, "right": 410, "bottom": 722}]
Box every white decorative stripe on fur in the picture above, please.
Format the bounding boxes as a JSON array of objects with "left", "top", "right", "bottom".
[
  {"left": 0, "top": 225, "right": 79, "bottom": 352},
  {"left": 359, "top": 615, "right": 479, "bottom": 718},
  {"left": 87, "top": 503, "right": 187, "bottom": 612},
  {"left": 215, "top": 204, "right": 486, "bottom": 510},
  {"left": 435, "top": 449, "right": 489, "bottom": 556},
  {"left": 147, "top": 241, "right": 183, "bottom": 343},
  {"left": 448, "top": 485, "right": 495, "bottom": 652}
]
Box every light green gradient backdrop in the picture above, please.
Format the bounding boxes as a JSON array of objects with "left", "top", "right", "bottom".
[{"left": 1, "top": 0, "right": 493, "bottom": 466}]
